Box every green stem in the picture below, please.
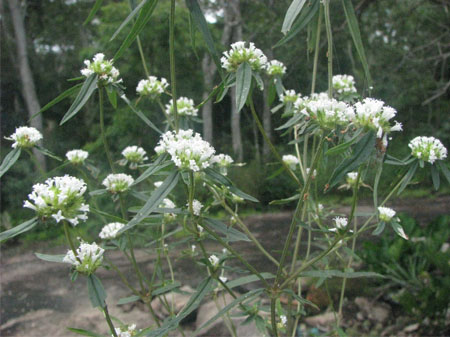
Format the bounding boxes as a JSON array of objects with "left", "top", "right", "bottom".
[
  {"left": 270, "top": 297, "right": 279, "bottom": 337},
  {"left": 102, "top": 302, "right": 118, "bottom": 337},
  {"left": 323, "top": 0, "right": 333, "bottom": 98},
  {"left": 26, "top": 149, "right": 46, "bottom": 176},
  {"left": 169, "top": 0, "right": 178, "bottom": 131},
  {"left": 63, "top": 221, "right": 81, "bottom": 263},
  {"left": 311, "top": 5, "right": 323, "bottom": 95},
  {"left": 136, "top": 36, "right": 150, "bottom": 77},
  {"left": 99, "top": 87, "right": 115, "bottom": 173},
  {"left": 249, "top": 95, "right": 302, "bottom": 187},
  {"left": 157, "top": 98, "right": 176, "bottom": 130}
]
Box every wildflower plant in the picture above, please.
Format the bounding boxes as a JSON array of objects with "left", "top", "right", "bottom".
[{"left": 1, "top": 1, "right": 450, "bottom": 337}]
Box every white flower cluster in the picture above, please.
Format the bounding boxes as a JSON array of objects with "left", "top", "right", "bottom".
[
  {"left": 306, "top": 168, "right": 317, "bottom": 178},
  {"left": 6, "top": 126, "right": 43, "bottom": 149},
  {"left": 282, "top": 154, "right": 299, "bottom": 170},
  {"left": 378, "top": 206, "right": 396, "bottom": 222},
  {"left": 212, "top": 154, "right": 234, "bottom": 167},
  {"left": 81, "top": 53, "right": 121, "bottom": 84},
  {"left": 280, "top": 315, "right": 288, "bottom": 327},
  {"left": 99, "top": 222, "right": 125, "bottom": 240},
  {"left": 346, "top": 172, "right": 359, "bottom": 186},
  {"left": 191, "top": 199, "right": 203, "bottom": 216},
  {"left": 102, "top": 173, "right": 134, "bottom": 193},
  {"left": 221, "top": 41, "right": 268, "bottom": 72},
  {"left": 23, "top": 175, "right": 89, "bottom": 226},
  {"left": 136, "top": 76, "right": 168, "bottom": 99},
  {"left": 408, "top": 136, "right": 447, "bottom": 164},
  {"left": 154, "top": 181, "right": 163, "bottom": 188},
  {"left": 208, "top": 254, "right": 219, "bottom": 267},
  {"left": 66, "top": 149, "right": 88, "bottom": 165},
  {"left": 330, "top": 217, "right": 348, "bottom": 232},
  {"left": 154, "top": 129, "right": 215, "bottom": 172},
  {"left": 121, "top": 146, "right": 148, "bottom": 168},
  {"left": 165, "top": 97, "right": 198, "bottom": 117},
  {"left": 332, "top": 75, "right": 357, "bottom": 95},
  {"left": 63, "top": 241, "right": 104, "bottom": 274},
  {"left": 295, "top": 94, "right": 355, "bottom": 129},
  {"left": 266, "top": 60, "right": 286, "bottom": 76},
  {"left": 160, "top": 198, "right": 176, "bottom": 221},
  {"left": 280, "top": 90, "right": 300, "bottom": 104},
  {"left": 353, "top": 98, "right": 402, "bottom": 138},
  {"left": 114, "top": 324, "right": 139, "bottom": 337}
]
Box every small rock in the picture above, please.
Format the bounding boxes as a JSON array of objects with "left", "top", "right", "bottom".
[
  {"left": 403, "top": 323, "right": 420, "bottom": 332},
  {"left": 356, "top": 312, "right": 364, "bottom": 321},
  {"left": 304, "top": 311, "right": 335, "bottom": 326},
  {"left": 354, "top": 297, "right": 390, "bottom": 323}
]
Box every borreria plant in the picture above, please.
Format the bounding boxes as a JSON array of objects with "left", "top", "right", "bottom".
[{"left": 1, "top": 0, "right": 449, "bottom": 336}]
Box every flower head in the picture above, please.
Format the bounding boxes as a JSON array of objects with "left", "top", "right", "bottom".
[
  {"left": 353, "top": 98, "right": 401, "bottom": 138},
  {"left": 155, "top": 129, "right": 215, "bottom": 172},
  {"left": 346, "top": 172, "right": 359, "bottom": 186},
  {"left": 136, "top": 76, "right": 168, "bottom": 99},
  {"left": 332, "top": 75, "right": 357, "bottom": 97},
  {"left": 23, "top": 175, "right": 89, "bottom": 226},
  {"left": 121, "top": 146, "right": 148, "bottom": 169},
  {"left": 160, "top": 198, "right": 176, "bottom": 221},
  {"left": 295, "top": 94, "right": 354, "bottom": 129},
  {"left": 280, "top": 90, "right": 300, "bottom": 105},
  {"left": 99, "top": 222, "right": 125, "bottom": 240},
  {"left": 212, "top": 154, "right": 234, "bottom": 167},
  {"left": 189, "top": 199, "right": 203, "bottom": 216},
  {"left": 63, "top": 241, "right": 104, "bottom": 274},
  {"left": 165, "top": 97, "right": 198, "bottom": 117},
  {"left": 266, "top": 60, "right": 286, "bottom": 76},
  {"left": 208, "top": 254, "right": 219, "bottom": 267},
  {"left": 378, "top": 207, "right": 396, "bottom": 222},
  {"left": 102, "top": 173, "right": 134, "bottom": 193},
  {"left": 221, "top": 41, "right": 268, "bottom": 72},
  {"left": 6, "top": 126, "right": 42, "bottom": 149},
  {"left": 114, "top": 324, "right": 139, "bottom": 337},
  {"left": 282, "top": 154, "right": 299, "bottom": 170},
  {"left": 154, "top": 181, "right": 163, "bottom": 188},
  {"left": 81, "top": 53, "right": 121, "bottom": 84},
  {"left": 66, "top": 149, "right": 89, "bottom": 165},
  {"left": 408, "top": 136, "right": 447, "bottom": 164},
  {"left": 330, "top": 217, "right": 348, "bottom": 232}
]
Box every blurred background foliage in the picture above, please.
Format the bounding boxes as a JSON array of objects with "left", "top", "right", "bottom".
[{"left": 1, "top": 0, "right": 449, "bottom": 235}]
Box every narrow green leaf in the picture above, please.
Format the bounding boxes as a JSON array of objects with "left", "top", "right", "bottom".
[
  {"left": 372, "top": 221, "right": 386, "bottom": 236},
  {"left": 192, "top": 289, "right": 264, "bottom": 336},
  {"left": 269, "top": 193, "right": 301, "bottom": 205},
  {"left": 225, "top": 273, "right": 275, "bottom": 290},
  {"left": 275, "top": 113, "right": 303, "bottom": 130},
  {"left": 60, "top": 74, "right": 98, "bottom": 125},
  {"left": 341, "top": 0, "right": 372, "bottom": 87},
  {"left": 397, "top": 161, "right": 418, "bottom": 195},
  {"left": 301, "top": 269, "right": 383, "bottom": 279},
  {"left": 235, "top": 62, "right": 252, "bottom": 113},
  {"left": 89, "top": 189, "right": 107, "bottom": 196},
  {"left": 185, "top": 0, "right": 223, "bottom": 79},
  {"left": 275, "top": 0, "right": 319, "bottom": 48},
  {"left": 113, "top": 0, "right": 158, "bottom": 60},
  {"left": 120, "top": 94, "right": 162, "bottom": 134},
  {"left": 431, "top": 164, "right": 440, "bottom": 190},
  {"left": 106, "top": 87, "right": 117, "bottom": 109},
  {"left": 188, "top": 12, "right": 199, "bottom": 58},
  {"left": 327, "top": 131, "right": 376, "bottom": 189},
  {"left": 437, "top": 161, "right": 450, "bottom": 184},
  {"left": 87, "top": 274, "right": 107, "bottom": 308},
  {"left": 110, "top": 0, "right": 148, "bottom": 41},
  {"left": 67, "top": 327, "right": 107, "bottom": 337},
  {"left": 134, "top": 154, "right": 169, "bottom": 185},
  {"left": 282, "top": 288, "right": 319, "bottom": 311},
  {"left": 91, "top": 208, "right": 125, "bottom": 223},
  {"left": 83, "top": 0, "right": 104, "bottom": 25},
  {"left": 30, "top": 83, "right": 83, "bottom": 121},
  {"left": 35, "top": 253, "right": 66, "bottom": 263},
  {"left": 35, "top": 146, "right": 62, "bottom": 161},
  {"left": 121, "top": 171, "right": 179, "bottom": 233},
  {"left": 153, "top": 281, "right": 181, "bottom": 296},
  {"left": 0, "top": 148, "right": 21, "bottom": 178},
  {"left": 282, "top": 0, "right": 308, "bottom": 34},
  {"left": 391, "top": 222, "right": 409, "bottom": 240},
  {"left": 117, "top": 295, "right": 140, "bottom": 305},
  {"left": 0, "top": 217, "right": 38, "bottom": 242},
  {"left": 325, "top": 129, "right": 362, "bottom": 156},
  {"left": 203, "top": 218, "right": 250, "bottom": 242}
]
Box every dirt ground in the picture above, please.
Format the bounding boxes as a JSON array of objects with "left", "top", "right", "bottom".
[{"left": 1, "top": 196, "right": 449, "bottom": 337}]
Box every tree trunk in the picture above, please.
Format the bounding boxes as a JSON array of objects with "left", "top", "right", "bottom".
[
  {"left": 201, "top": 55, "right": 215, "bottom": 144},
  {"left": 7, "top": 0, "right": 46, "bottom": 171}
]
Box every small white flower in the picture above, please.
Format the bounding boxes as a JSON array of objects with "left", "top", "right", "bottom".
[
  {"left": 408, "top": 136, "right": 447, "bottom": 164},
  {"left": 114, "top": 324, "right": 139, "bottom": 337},
  {"left": 155, "top": 130, "right": 215, "bottom": 172},
  {"left": 99, "top": 222, "right": 125, "bottom": 240},
  {"left": 191, "top": 245, "right": 196, "bottom": 253},
  {"left": 63, "top": 241, "right": 104, "bottom": 274},
  {"left": 332, "top": 74, "right": 357, "bottom": 96},
  {"left": 211, "top": 154, "right": 234, "bottom": 167},
  {"left": 330, "top": 217, "right": 348, "bottom": 232},
  {"left": 266, "top": 60, "right": 286, "bottom": 76},
  {"left": 346, "top": 172, "right": 359, "bottom": 186},
  {"left": 222, "top": 248, "right": 228, "bottom": 254},
  {"left": 81, "top": 53, "right": 121, "bottom": 84},
  {"left": 306, "top": 168, "right": 317, "bottom": 178},
  {"left": 221, "top": 41, "right": 268, "bottom": 72},
  {"left": 219, "top": 276, "right": 228, "bottom": 283},
  {"left": 197, "top": 225, "right": 204, "bottom": 233},
  {"left": 24, "top": 175, "right": 88, "bottom": 225},
  {"left": 280, "top": 315, "right": 287, "bottom": 326},
  {"left": 208, "top": 254, "right": 219, "bottom": 267},
  {"left": 154, "top": 181, "right": 163, "bottom": 188},
  {"left": 191, "top": 199, "right": 203, "bottom": 216},
  {"left": 66, "top": 149, "right": 88, "bottom": 165},
  {"left": 378, "top": 206, "right": 396, "bottom": 222},
  {"left": 282, "top": 155, "right": 299, "bottom": 170},
  {"left": 102, "top": 173, "right": 134, "bottom": 193},
  {"left": 165, "top": 97, "right": 198, "bottom": 117},
  {"left": 136, "top": 76, "right": 168, "bottom": 99},
  {"left": 280, "top": 90, "right": 300, "bottom": 104},
  {"left": 6, "top": 126, "right": 42, "bottom": 148},
  {"left": 160, "top": 198, "right": 176, "bottom": 221},
  {"left": 121, "top": 146, "right": 148, "bottom": 168}
]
